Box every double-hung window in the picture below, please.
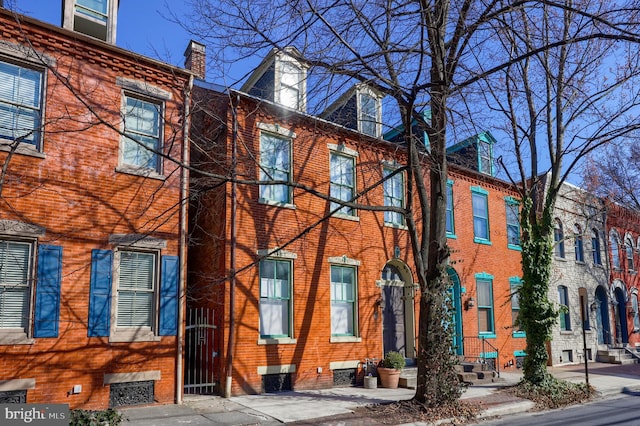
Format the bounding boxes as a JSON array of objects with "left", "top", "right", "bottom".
[
  {"left": 478, "top": 139, "right": 492, "bottom": 175},
  {"left": 476, "top": 273, "right": 494, "bottom": 336},
  {"left": 446, "top": 181, "right": 455, "bottom": 237},
  {"left": 116, "top": 251, "right": 156, "bottom": 328},
  {"left": 0, "top": 60, "right": 44, "bottom": 149},
  {"left": 591, "top": 229, "right": 602, "bottom": 265},
  {"left": 259, "top": 259, "right": 291, "bottom": 338},
  {"left": 558, "top": 285, "right": 571, "bottom": 331},
  {"left": 626, "top": 237, "right": 635, "bottom": 271},
  {"left": 574, "top": 224, "right": 584, "bottom": 262},
  {"left": 554, "top": 219, "right": 565, "bottom": 258},
  {"left": 510, "top": 278, "right": 524, "bottom": 337},
  {"left": 632, "top": 294, "right": 640, "bottom": 331},
  {"left": 75, "top": 0, "right": 108, "bottom": 24},
  {"left": 122, "top": 94, "right": 162, "bottom": 172},
  {"left": 330, "top": 152, "right": 355, "bottom": 216},
  {"left": 383, "top": 167, "right": 404, "bottom": 226},
  {"left": 505, "top": 197, "right": 520, "bottom": 249},
  {"left": 359, "top": 93, "right": 378, "bottom": 137},
  {"left": 610, "top": 231, "right": 621, "bottom": 269},
  {"left": 0, "top": 241, "right": 32, "bottom": 332},
  {"left": 260, "top": 133, "right": 291, "bottom": 204},
  {"left": 279, "top": 61, "right": 302, "bottom": 110},
  {"left": 331, "top": 265, "right": 356, "bottom": 336},
  {"left": 471, "top": 187, "right": 490, "bottom": 243}
]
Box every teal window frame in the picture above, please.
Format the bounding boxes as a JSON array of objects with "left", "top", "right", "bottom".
[
  {"left": 383, "top": 167, "right": 404, "bottom": 226},
  {"left": 471, "top": 186, "right": 491, "bottom": 244},
  {"left": 510, "top": 277, "right": 525, "bottom": 338},
  {"left": 558, "top": 285, "right": 571, "bottom": 331},
  {"left": 330, "top": 265, "right": 357, "bottom": 336},
  {"left": 554, "top": 219, "right": 565, "bottom": 258},
  {"left": 446, "top": 180, "right": 456, "bottom": 238},
  {"left": 505, "top": 196, "right": 520, "bottom": 250},
  {"left": 478, "top": 138, "right": 493, "bottom": 176},
  {"left": 259, "top": 258, "right": 292, "bottom": 338},
  {"left": 259, "top": 132, "right": 291, "bottom": 203},
  {"left": 0, "top": 60, "right": 44, "bottom": 149},
  {"left": 330, "top": 152, "right": 355, "bottom": 216},
  {"left": 476, "top": 272, "right": 495, "bottom": 337}
]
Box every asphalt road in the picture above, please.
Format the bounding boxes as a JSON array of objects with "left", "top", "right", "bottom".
[{"left": 479, "top": 392, "right": 640, "bottom": 426}]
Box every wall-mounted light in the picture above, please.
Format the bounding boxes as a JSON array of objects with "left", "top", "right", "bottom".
[
  {"left": 465, "top": 297, "right": 475, "bottom": 310},
  {"left": 373, "top": 299, "right": 382, "bottom": 320},
  {"left": 590, "top": 302, "right": 598, "bottom": 312}
]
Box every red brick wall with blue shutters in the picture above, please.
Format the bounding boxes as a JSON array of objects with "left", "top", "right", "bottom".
[
  {"left": 0, "top": 10, "right": 188, "bottom": 410},
  {"left": 188, "top": 90, "right": 526, "bottom": 396}
]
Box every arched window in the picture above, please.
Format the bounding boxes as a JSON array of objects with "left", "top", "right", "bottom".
[
  {"left": 626, "top": 236, "right": 635, "bottom": 271},
  {"left": 574, "top": 224, "right": 584, "bottom": 262},
  {"left": 558, "top": 285, "right": 571, "bottom": 331},
  {"left": 591, "top": 229, "right": 602, "bottom": 265},
  {"left": 554, "top": 219, "right": 565, "bottom": 258},
  {"left": 632, "top": 293, "right": 640, "bottom": 331},
  {"left": 610, "top": 231, "right": 621, "bottom": 269}
]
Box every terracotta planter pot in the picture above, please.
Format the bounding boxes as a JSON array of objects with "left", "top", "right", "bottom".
[{"left": 377, "top": 367, "right": 401, "bottom": 388}]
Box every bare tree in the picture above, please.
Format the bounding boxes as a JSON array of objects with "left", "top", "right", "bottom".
[
  {"left": 479, "top": 0, "right": 640, "bottom": 384},
  {"left": 184, "top": 0, "right": 640, "bottom": 406}
]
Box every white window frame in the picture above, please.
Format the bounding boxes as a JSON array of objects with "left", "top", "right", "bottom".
[
  {"left": 119, "top": 92, "right": 163, "bottom": 176},
  {"left": 358, "top": 88, "right": 381, "bottom": 137},
  {"left": 383, "top": 166, "right": 405, "bottom": 226},
  {"left": 75, "top": 0, "right": 109, "bottom": 24},
  {"left": 330, "top": 264, "right": 358, "bottom": 337},
  {"left": 110, "top": 248, "right": 160, "bottom": 342},
  {"left": 276, "top": 59, "right": 305, "bottom": 111},
  {"left": 0, "top": 57, "right": 45, "bottom": 152},
  {"left": 0, "top": 239, "right": 35, "bottom": 344},
  {"left": 259, "top": 131, "right": 292, "bottom": 205},
  {"left": 259, "top": 258, "right": 293, "bottom": 339}
]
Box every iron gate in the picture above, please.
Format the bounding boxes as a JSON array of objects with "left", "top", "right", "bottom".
[{"left": 184, "top": 308, "right": 217, "bottom": 394}]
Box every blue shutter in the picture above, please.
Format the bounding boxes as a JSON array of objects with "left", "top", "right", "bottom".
[
  {"left": 159, "top": 255, "right": 179, "bottom": 336},
  {"left": 34, "top": 245, "right": 63, "bottom": 338},
  {"left": 88, "top": 249, "right": 113, "bottom": 337}
]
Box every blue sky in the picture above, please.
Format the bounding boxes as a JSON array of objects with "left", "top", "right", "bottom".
[{"left": 12, "top": 1, "right": 194, "bottom": 71}]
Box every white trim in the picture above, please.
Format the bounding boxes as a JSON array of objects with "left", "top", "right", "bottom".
[
  {"left": 329, "top": 360, "right": 360, "bottom": 370},
  {"left": 257, "top": 249, "right": 298, "bottom": 259},
  {"left": 258, "top": 198, "right": 296, "bottom": 210},
  {"left": 104, "top": 370, "right": 161, "bottom": 385},
  {"left": 0, "top": 378, "right": 36, "bottom": 391},
  {"left": 116, "top": 77, "right": 173, "bottom": 100},
  {"left": 330, "top": 336, "right": 362, "bottom": 343},
  {"left": 257, "top": 364, "right": 296, "bottom": 375},
  {"left": 327, "top": 143, "right": 358, "bottom": 157},
  {"left": 258, "top": 337, "right": 297, "bottom": 345},
  {"left": 328, "top": 256, "right": 361, "bottom": 266},
  {"left": 257, "top": 122, "right": 297, "bottom": 139}
]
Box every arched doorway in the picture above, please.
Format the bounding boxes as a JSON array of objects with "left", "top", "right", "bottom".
[
  {"left": 614, "top": 287, "right": 629, "bottom": 345},
  {"left": 378, "top": 261, "right": 416, "bottom": 359},
  {"left": 447, "top": 267, "right": 464, "bottom": 356},
  {"left": 595, "top": 286, "right": 610, "bottom": 345}
]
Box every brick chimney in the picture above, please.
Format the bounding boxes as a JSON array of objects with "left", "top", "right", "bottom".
[{"left": 184, "top": 40, "right": 206, "bottom": 79}]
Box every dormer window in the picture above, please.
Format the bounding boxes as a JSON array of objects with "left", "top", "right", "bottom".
[
  {"left": 63, "top": 0, "right": 118, "bottom": 44},
  {"left": 279, "top": 61, "right": 302, "bottom": 110},
  {"left": 322, "top": 85, "right": 382, "bottom": 138},
  {"left": 446, "top": 131, "right": 496, "bottom": 177},
  {"left": 478, "top": 138, "right": 492, "bottom": 175},
  {"left": 76, "top": 0, "right": 108, "bottom": 24},
  {"left": 241, "top": 48, "right": 307, "bottom": 112}
]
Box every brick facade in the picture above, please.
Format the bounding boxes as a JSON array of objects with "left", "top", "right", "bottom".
[{"left": 0, "top": 9, "right": 190, "bottom": 409}]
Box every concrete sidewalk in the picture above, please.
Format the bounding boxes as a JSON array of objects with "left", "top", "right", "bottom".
[{"left": 119, "top": 362, "right": 640, "bottom": 425}]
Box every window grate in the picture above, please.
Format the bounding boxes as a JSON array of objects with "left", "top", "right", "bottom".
[
  {"left": 262, "top": 373, "right": 291, "bottom": 393},
  {"left": 109, "top": 380, "right": 154, "bottom": 407},
  {"left": 0, "top": 390, "right": 26, "bottom": 403},
  {"left": 333, "top": 368, "right": 357, "bottom": 387}
]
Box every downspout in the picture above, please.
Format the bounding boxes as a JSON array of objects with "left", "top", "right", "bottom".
[
  {"left": 224, "top": 94, "right": 239, "bottom": 398},
  {"left": 176, "top": 74, "right": 193, "bottom": 404}
]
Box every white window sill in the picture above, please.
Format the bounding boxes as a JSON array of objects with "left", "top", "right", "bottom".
[
  {"left": 258, "top": 337, "right": 297, "bottom": 345},
  {"left": 0, "top": 142, "right": 45, "bottom": 159},
  {"left": 258, "top": 198, "right": 296, "bottom": 210},
  {"left": 109, "top": 329, "right": 161, "bottom": 343},
  {"left": 384, "top": 222, "right": 407, "bottom": 230},
  {"left": 332, "top": 213, "right": 359, "bottom": 222},
  {"left": 0, "top": 331, "right": 35, "bottom": 345},
  {"left": 559, "top": 330, "right": 573, "bottom": 335},
  {"left": 330, "top": 336, "right": 361, "bottom": 343},
  {"left": 116, "top": 165, "right": 166, "bottom": 180}
]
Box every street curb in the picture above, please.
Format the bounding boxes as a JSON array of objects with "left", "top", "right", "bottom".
[{"left": 478, "top": 399, "right": 535, "bottom": 419}]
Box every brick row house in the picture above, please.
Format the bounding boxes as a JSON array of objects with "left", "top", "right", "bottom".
[
  {"left": 187, "top": 47, "right": 527, "bottom": 396},
  {"left": 602, "top": 202, "right": 640, "bottom": 352},
  {"left": 0, "top": 2, "right": 191, "bottom": 408}
]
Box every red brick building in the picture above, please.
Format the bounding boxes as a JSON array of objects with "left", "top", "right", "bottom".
[
  {"left": 0, "top": 3, "right": 191, "bottom": 409},
  {"left": 188, "top": 48, "right": 526, "bottom": 396},
  {"left": 604, "top": 202, "right": 640, "bottom": 349}
]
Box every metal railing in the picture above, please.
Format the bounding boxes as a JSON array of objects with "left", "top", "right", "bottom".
[{"left": 461, "top": 336, "right": 500, "bottom": 377}]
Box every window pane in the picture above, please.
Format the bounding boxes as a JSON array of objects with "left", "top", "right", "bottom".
[
  {"left": 259, "top": 260, "right": 291, "bottom": 337},
  {"left": 122, "top": 95, "right": 161, "bottom": 170},
  {"left": 0, "top": 61, "right": 43, "bottom": 146},
  {"left": 260, "top": 299, "right": 289, "bottom": 336},
  {"left": 477, "top": 280, "right": 491, "bottom": 306},
  {"left": 331, "top": 301, "right": 353, "bottom": 335},
  {"left": 117, "top": 251, "right": 155, "bottom": 328},
  {"left": 478, "top": 309, "right": 491, "bottom": 332},
  {"left": 117, "top": 291, "right": 153, "bottom": 327}
]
